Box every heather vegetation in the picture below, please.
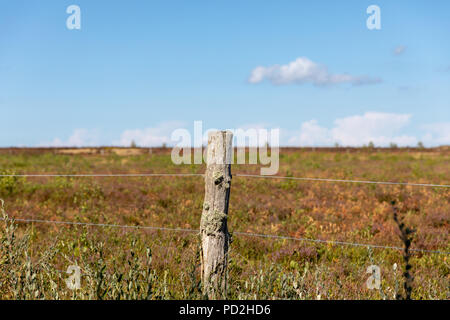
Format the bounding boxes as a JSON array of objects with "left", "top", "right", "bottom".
[{"left": 0, "top": 147, "right": 448, "bottom": 299}]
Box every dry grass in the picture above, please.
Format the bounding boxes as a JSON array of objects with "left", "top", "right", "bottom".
[{"left": 0, "top": 147, "right": 448, "bottom": 299}]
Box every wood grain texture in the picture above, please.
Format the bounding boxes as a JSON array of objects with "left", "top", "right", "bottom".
[{"left": 200, "top": 131, "right": 233, "bottom": 299}]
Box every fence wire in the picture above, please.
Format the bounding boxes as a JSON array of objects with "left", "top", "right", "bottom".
[
  {"left": 234, "top": 174, "right": 450, "bottom": 188},
  {"left": 1, "top": 172, "right": 448, "bottom": 255},
  {"left": 1, "top": 173, "right": 449, "bottom": 188},
  {"left": 3, "top": 216, "right": 449, "bottom": 255}
]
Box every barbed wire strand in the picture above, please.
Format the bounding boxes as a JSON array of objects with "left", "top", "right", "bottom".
[
  {"left": 234, "top": 174, "right": 450, "bottom": 188},
  {"left": 5, "top": 217, "right": 199, "bottom": 234},
  {"left": 1, "top": 173, "right": 448, "bottom": 188},
  {"left": 0, "top": 173, "right": 203, "bottom": 178},
  {"left": 3, "top": 216, "right": 449, "bottom": 255}
]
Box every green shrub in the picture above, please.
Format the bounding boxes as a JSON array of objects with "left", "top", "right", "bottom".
[{"left": 0, "top": 170, "right": 21, "bottom": 195}]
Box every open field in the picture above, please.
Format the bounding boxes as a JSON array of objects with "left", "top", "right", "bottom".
[{"left": 0, "top": 147, "right": 449, "bottom": 299}]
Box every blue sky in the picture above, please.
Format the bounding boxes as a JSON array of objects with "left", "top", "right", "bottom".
[{"left": 1, "top": 0, "right": 449, "bottom": 147}]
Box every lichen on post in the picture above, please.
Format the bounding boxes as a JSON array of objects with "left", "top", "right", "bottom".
[{"left": 200, "top": 130, "right": 233, "bottom": 299}]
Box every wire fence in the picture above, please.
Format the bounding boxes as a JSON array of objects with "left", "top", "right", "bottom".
[
  {"left": 1, "top": 172, "right": 449, "bottom": 188},
  {"left": 3, "top": 215, "right": 449, "bottom": 255},
  {"left": 1, "top": 172, "right": 449, "bottom": 256}
]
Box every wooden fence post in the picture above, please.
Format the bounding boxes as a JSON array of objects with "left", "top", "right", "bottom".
[{"left": 200, "top": 131, "right": 233, "bottom": 299}]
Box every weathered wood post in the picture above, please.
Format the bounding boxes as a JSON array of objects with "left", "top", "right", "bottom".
[{"left": 200, "top": 131, "right": 233, "bottom": 299}]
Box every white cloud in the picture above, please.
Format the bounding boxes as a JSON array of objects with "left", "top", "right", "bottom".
[
  {"left": 394, "top": 45, "right": 407, "bottom": 55},
  {"left": 288, "top": 112, "right": 417, "bottom": 147},
  {"left": 287, "top": 120, "right": 332, "bottom": 146},
  {"left": 113, "top": 121, "right": 186, "bottom": 147},
  {"left": 37, "top": 118, "right": 449, "bottom": 149},
  {"left": 248, "top": 57, "right": 381, "bottom": 86},
  {"left": 39, "top": 129, "right": 100, "bottom": 147},
  {"left": 331, "top": 112, "right": 414, "bottom": 146},
  {"left": 421, "top": 122, "right": 450, "bottom": 145}
]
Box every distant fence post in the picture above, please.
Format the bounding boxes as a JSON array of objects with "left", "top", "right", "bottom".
[{"left": 200, "top": 131, "right": 233, "bottom": 299}]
